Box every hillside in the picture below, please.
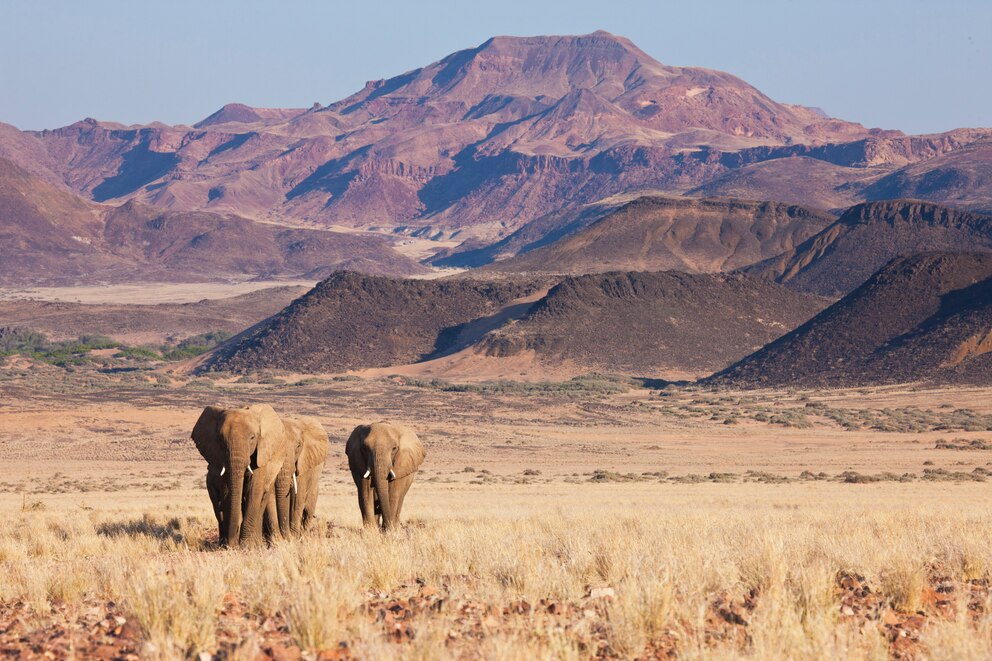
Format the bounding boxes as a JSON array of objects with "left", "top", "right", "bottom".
[
  {"left": 482, "top": 196, "right": 834, "bottom": 275},
  {"left": 711, "top": 252, "right": 992, "bottom": 388},
  {"left": 0, "top": 158, "right": 426, "bottom": 285},
  {"left": 479, "top": 271, "right": 827, "bottom": 378},
  {"left": 744, "top": 200, "right": 992, "bottom": 296},
  {"left": 863, "top": 140, "right": 992, "bottom": 214},
  {"left": 686, "top": 157, "right": 880, "bottom": 212},
  {"left": 202, "top": 272, "right": 544, "bottom": 373}
]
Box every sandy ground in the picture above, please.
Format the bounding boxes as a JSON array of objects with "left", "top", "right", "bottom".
[
  {"left": 2, "top": 366, "right": 990, "bottom": 506},
  {"left": 0, "top": 280, "right": 318, "bottom": 304}
]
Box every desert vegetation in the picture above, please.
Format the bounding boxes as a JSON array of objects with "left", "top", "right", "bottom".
[{"left": 3, "top": 488, "right": 992, "bottom": 659}]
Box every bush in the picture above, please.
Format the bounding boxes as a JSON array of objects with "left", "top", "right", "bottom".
[{"left": 161, "top": 330, "right": 232, "bottom": 361}]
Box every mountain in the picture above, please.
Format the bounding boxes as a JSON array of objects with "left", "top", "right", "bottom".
[
  {"left": 480, "top": 196, "right": 834, "bottom": 274},
  {"left": 744, "top": 200, "right": 992, "bottom": 296},
  {"left": 203, "top": 269, "right": 826, "bottom": 378},
  {"left": 710, "top": 252, "right": 992, "bottom": 388},
  {"left": 0, "top": 158, "right": 426, "bottom": 285},
  {"left": 202, "top": 272, "right": 545, "bottom": 373},
  {"left": 0, "top": 33, "right": 885, "bottom": 242},
  {"left": 3, "top": 32, "right": 989, "bottom": 268},
  {"left": 479, "top": 271, "right": 827, "bottom": 378}
]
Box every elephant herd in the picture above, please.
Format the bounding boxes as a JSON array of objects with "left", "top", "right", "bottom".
[{"left": 191, "top": 404, "right": 426, "bottom": 547}]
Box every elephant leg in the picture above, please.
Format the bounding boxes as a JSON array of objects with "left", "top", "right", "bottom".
[
  {"left": 241, "top": 463, "right": 280, "bottom": 547},
  {"left": 263, "top": 490, "right": 281, "bottom": 542},
  {"left": 294, "top": 471, "right": 317, "bottom": 534},
  {"left": 353, "top": 472, "right": 376, "bottom": 528},
  {"left": 274, "top": 462, "right": 294, "bottom": 538},
  {"left": 206, "top": 471, "right": 225, "bottom": 544},
  {"left": 389, "top": 474, "right": 415, "bottom": 524}
]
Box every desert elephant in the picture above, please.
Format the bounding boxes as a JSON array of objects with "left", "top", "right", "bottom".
[
  {"left": 345, "top": 422, "right": 425, "bottom": 531},
  {"left": 191, "top": 404, "right": 288, "bottom": 547},
  {"left": 282, "top": 417, "right": 329, "bottom": 535}
]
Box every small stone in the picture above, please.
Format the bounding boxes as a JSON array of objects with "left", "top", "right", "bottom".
[{"left": 587, "top": 586, "right": 616, "bottom": 600}]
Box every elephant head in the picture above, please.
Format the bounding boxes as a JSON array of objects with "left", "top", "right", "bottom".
[
  {"left": 191, "top": 404, "right": 286, "bottom": 547},
  {"left": 283, "top": 417, "right": 329, "bottom": 535},
  {"left": 345, "top": 422, "right": 425, "bottom": 531}
]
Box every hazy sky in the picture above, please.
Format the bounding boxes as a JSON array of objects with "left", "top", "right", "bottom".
[{"left": 1, "top": 0, "right": 988, "bottom": 134}]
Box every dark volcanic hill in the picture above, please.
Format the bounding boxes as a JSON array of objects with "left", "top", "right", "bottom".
[
  {"left": 203, "top": 272, "right": 543, "bottom": 373},
  {"left": 744, "top": 200, "right": 992, "bottom": 297},
  {"left": 481, "top": 196, "right": 834, "bottom": 275},
  {"left": 0, "top": 158, "right": 426, "bottom": 285},
  {"left": 205, "top": 269, "right": 826, "bottom": 378},
  {"left": 710, "top": 252, "right": 992, "bottom": 388},
  {"left": 478, "top": 271, "right": 827, "bottom": 377}
]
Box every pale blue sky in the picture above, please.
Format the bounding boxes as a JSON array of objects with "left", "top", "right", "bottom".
[{"left": 1, "top": 0, "right": 988, "bottom": 134}]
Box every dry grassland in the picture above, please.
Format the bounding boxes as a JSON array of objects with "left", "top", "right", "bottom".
[{"left": 2, "top": 363, "right": 992, "bottom": 659}]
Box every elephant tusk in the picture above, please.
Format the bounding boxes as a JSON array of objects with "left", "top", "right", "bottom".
[
  {"left": 388, "top": 469, "right": 396, "bottom": 481},
  {"left": 292, "top": 472, "right": 298, "bottom": 494},
  {"left": 220, "top": 466, "right": 225, "bottom": 476},
  {"left": 363, "top": 469, "right": 371, "bottom": 479},
  {"left": 246, "top": 466, "right": 253, "bottom": 476}
]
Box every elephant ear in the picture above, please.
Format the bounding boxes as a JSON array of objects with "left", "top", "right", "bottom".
[
  {"left": 393, "top": 428, "right": 425, "bottom": 480},
  {"left": 297, "top": 418, "right": 329, "bottom": 474},
  {"left": 345, "top": 424, "right": 371, "bottom": 472},
  {"left": 191, "top": 406, "right": 226, "bottom": 466},
  {"left": 283, "top": 418, "right": 306, "bottom": 464},
  {"left": 249, "top": 404, "right": 284, "bottom": 467}
]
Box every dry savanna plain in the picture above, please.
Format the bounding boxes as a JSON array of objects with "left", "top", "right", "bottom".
[{"left": 2, "top": 326, "right": 992, "bottom": 661}]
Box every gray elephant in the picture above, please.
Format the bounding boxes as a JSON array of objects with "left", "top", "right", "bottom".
[
  {"left": 283, "top": 417, "right": 329, "bottom": 535},
  {"left": 346, "top": 422, "right": 425, "bottom": 531},
  {"left": 191, "top": 404, "right": 288, "bottom": 547}
]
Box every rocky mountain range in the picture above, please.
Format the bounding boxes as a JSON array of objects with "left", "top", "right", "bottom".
[{"left": 2, "top": 30, "right": 990, "bottom": 277}]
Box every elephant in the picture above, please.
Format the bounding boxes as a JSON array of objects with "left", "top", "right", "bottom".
[
  {"left": 282, "top": 417, "right": 329, "bottom": 535},
  {"left": 191, "top": 404, "right": 288, "bottom": 547},
  {"left": 345, "top": 421, "right": 425, "bottom": 531}
]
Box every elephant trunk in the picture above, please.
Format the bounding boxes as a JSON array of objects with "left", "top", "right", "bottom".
[
  {"left": 225, "top": 453, "right": 247, "bottom": 548},
  {"left": 373, "top": 455, "right": 395, "bottom": 531}
]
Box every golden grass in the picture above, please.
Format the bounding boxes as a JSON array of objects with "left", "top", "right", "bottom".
[{"left": 1, "top": 484, "right": 992, "bottom": 658}]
